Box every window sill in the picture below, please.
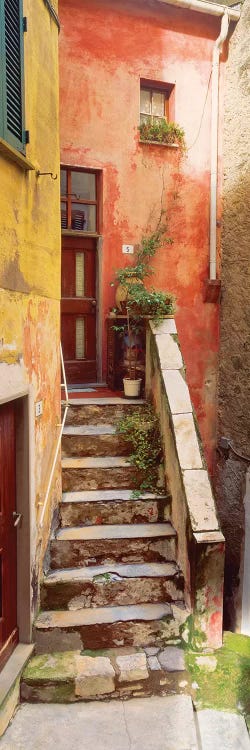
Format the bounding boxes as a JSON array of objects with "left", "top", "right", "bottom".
[
  {"left": 0, "top": 139, "right": 35, "bottom": 171},
  {"left": 139, "top": 139, "right": 179, "bottom": 149},
  {"left": 61, "top": 229, "right": 100, "bottom": 238}
]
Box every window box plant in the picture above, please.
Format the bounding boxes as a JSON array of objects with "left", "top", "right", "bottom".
[{"left": 139, "top": 119, "right": 185, "bottom": 148}]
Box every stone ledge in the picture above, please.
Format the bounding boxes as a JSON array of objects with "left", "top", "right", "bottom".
[
  {"left": 156, "top": 334, "right": 183, "bottom": 370},
  {"left": 162, "top": 370, "right": 192, "bottom": 414},
  {"left": 152, "top": 323, "right": 222, "bottom": 537},
  {"left": 148, "top": 318, "right": 225, "bottom": 647},
  {"left": 173, "top": 414, "right": 202, "bottom": 470},
  {"left": 149, "top": 319, "right": 176, "bottom": 335},
  {"left": 182, "top": 470, "right": 219, "bottom": 533},
  {"left": 0, "top": 643, "right": 34, "bottom": 737}
]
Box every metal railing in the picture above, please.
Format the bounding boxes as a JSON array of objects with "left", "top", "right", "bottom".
[{"left": 39, "top": 343, "right": 69, "bottom": 528}]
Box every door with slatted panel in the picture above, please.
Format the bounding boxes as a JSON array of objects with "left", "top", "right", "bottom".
[{"left": 61, "top": 236, "right": 97, "bottom": 384}]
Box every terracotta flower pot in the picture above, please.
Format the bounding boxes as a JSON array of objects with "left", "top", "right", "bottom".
[{"left": 115, "top": 277, "right": 143, "bottom": 312}]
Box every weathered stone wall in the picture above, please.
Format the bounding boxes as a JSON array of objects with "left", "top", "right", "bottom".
[
  {"left": 215, "top": 0, "right": 250, "bottom": 630},
  {"left": 146, "top": 319, "right": 225, "bottom": 649}
]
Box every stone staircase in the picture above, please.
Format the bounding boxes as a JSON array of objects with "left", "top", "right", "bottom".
[{"left": 21, "top": 398, "right": 190, "bottom": 702}]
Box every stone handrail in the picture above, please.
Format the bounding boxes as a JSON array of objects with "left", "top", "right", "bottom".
[{"left": 146, "top": 318, "right": 225, "bottom": 648}]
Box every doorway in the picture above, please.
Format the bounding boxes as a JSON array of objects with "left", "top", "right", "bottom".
[
  {"left": 0, "top": 402, "right": 18, "bottom": 669},
  {"left": 60, "top": 166, "right": 100, "bottom": 386},
  {"left": 61, "top": 235, "right": 97, "bottom": 384}
]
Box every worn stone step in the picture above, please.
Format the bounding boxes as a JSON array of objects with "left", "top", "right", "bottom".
[
  {"left": 34, "top": 603, "right": 188, "bottom": 653},
  {"left": 62, "top": 425, "right": 131, "bottom": 458},
  {"left": 62, "top": 456, "right": 140, "bottom": 491},
  {"left": 65, "top": 399, "right": 146, "bottom": 426},
  {"left": 60, "top": 490, "right": 171, "bottom": 526},
  {"left": 21, "top": 646, "right": 191, "bottom": 703},
  {"left": 41, "top": 562, "right": 184, "bottom": 610},
  {"left": 49, "top": 523, "right": 176, "bottom": 569}
]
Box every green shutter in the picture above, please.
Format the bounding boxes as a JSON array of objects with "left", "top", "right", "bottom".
[{"left": 0, "top": 0, "right": 25, "bottom": 153}]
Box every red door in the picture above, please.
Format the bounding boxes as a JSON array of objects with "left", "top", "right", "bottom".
[
  {"left": 61, "top": 236, "right": 97, "bottom": 384},
  {"left": 0, "top": 402, "right": 18, "bottom": 669}
]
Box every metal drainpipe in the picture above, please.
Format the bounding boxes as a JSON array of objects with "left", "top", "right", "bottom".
[{"left": 209, "top": 10, "right": 229, "bottom": 280}]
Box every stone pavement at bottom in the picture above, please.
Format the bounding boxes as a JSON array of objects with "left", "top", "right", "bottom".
[{"left": 0, "top": 695, "right": 249, "bottom": 750}]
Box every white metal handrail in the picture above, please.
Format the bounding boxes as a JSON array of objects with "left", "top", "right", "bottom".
[{"left": 39, "top": 343, "right": 69, "bottom": 528}]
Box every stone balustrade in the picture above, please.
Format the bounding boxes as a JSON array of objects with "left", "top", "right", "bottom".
[{"left": 146, "top": 318, "right": 225, "bottom": 649}]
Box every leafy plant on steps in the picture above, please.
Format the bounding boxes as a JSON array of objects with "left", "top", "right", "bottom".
[{"left": 116, "top": 403, "right": 163, "bottom": 496}]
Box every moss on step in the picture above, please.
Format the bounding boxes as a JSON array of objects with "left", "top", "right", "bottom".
[
  {"left": 180, "top": 614, "right": 207, "bottom": 651},
  {"left": 21, "top": 633, "right": 250, "bottom": 720},
  {"left": 223, "top": 631, "right": 250, "bottom": 659},
  {"left": 80, "top": 648, "right": 106, "bottom": 658},
  {"left": 22, "top": 651, "right": 77, "bottom": 681},
  {"left": 185, "top": 631, "right": 250, "bottom": 719}
]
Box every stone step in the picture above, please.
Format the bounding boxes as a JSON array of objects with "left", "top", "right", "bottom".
[
  {"left": 41, "top": 562, "right": 184, "bottom": 610},
  {"left": 21, "top": 645, "right": 190, "bottom": 703},
  {"left": 49, "top": 523, "right": 176, "bottom": 569},
  {"left": 62, "top": 456, "right": 140, "bottom": 492},
  {"left": 34, "top": 603, "right": 188, "bottom": 653},
  {"left": 60, "top": 490, "right": 171, "bottom": 526},
  {"left": 62, "top": 425, "right": 131, "bottom": 458},
  {"left": 65, "top": 399, "right": 146, "bottom": 426}
]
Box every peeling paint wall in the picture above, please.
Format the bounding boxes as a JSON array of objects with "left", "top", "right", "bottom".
[
  {"left": 215, "top": 0, "right": 250, "bottom": 630},
  {"left": 59, "top": 0, "right": 228, "bottom": 471},
  {"left": 0, "top": 0, "right": 61, "bottom": 617}
]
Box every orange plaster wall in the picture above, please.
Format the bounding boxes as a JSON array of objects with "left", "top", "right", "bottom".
[{"left": 59, "top": 0, "right": 224, "bottom": 473}]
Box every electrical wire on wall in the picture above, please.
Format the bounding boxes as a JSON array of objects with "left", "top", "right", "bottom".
[{"left": 187, "top": 68, "right": 212, "bottom": 151}]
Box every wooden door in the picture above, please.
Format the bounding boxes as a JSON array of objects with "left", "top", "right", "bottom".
[
  {"left": 61, "top": 236, "right": 97, "bottom": 384},
  {"left": 0, "top": 402, "right": 18, "bottom": 670}
]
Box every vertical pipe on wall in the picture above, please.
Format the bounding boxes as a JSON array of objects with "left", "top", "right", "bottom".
[{"left": 210, "top": 10, "right": 229, "bottom": 280}]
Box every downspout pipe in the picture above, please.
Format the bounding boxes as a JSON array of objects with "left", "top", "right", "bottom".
[{"left": 209, "top": 10, "right": 229, "bottom": 280}]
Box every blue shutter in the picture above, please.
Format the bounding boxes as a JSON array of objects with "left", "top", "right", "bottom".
[{"left": 0, "top": 0, "right": 25, "bottom": 153}]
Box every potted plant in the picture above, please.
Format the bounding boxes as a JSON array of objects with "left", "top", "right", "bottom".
[
  {"left": 111, "top": 218, "right": 175, "bottom": 397},
  {"left": 113, "top": 307, "right": 143, "bottom": 398}
]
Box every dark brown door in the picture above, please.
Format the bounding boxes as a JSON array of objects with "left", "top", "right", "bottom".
[
  {"left": 0, "top": 402, "right": 18, "bottom": 670},
  {"left": 61, "top": 236, "right": 97, "bottom": 384}
]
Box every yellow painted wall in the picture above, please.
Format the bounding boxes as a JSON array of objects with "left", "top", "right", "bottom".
[{"left": 0, "top": 0, "right": 61, "bottom": 610}]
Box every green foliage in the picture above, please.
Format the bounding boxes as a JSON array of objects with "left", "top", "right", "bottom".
[
  {"left": 126, "top": 283, "right": 175, "bottom": 322},
  {"left": 112, "top": 220, "right": 175, "bottom": 377},
  {"left": 116, "top": 403, "right": 163, "bottom": 495},
  {"left": 139, "top": 119, "right": 185, "bottom": 148},
  {"left": 115, "top": 221, "right": 173, "bottom": 286}
]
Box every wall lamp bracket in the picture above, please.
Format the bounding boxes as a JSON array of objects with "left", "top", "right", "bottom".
[{"left": 36, "top": 171, "right": 58, "bottom": 180}]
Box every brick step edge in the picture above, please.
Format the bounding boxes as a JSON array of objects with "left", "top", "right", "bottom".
[{"left": 21, "top": 644, "right": 191, "bottom": 703}]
